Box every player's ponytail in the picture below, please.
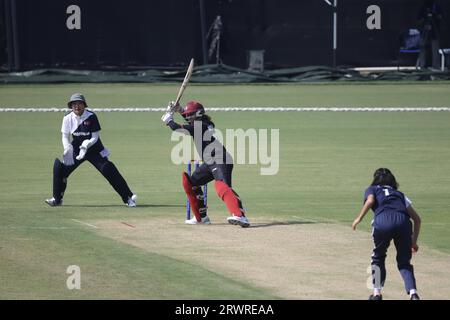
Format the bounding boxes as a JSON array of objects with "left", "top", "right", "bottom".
[
  {"left": 371, "top": 168, "right": 399, "bottom": 189},
  {"left": 201, "top": 114, "right": 212, "bottom": 122}
]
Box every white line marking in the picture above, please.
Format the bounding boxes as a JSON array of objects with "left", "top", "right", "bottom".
[
  {"left": 291, "top": 215, "right": 338, "bottom": 223},
  {"left": 0, "top": 226, "right": 70, "bottom": 230},
  {"left": 71, "top": 219, "right": 99, "bottom": 229},
  {"left": 1, "top": 107, "right": 450, "bottom": 112},
  {"left": 291, "top": 215, "right": 319, "bottom": 223}
]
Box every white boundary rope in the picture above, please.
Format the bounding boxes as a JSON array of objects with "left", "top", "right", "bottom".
[{"left": 1, "top": 107, "right": 450, "bottom": 112}]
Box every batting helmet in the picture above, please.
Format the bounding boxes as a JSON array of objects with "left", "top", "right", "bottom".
[
  {"left": 181, "top": 101, "right": 205, "bottom": 121},
  {"left": 67, "top": 93, "right": 87, "bottom": 108}
]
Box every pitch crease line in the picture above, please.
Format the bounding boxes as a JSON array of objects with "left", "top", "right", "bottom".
[{"left": 71, "top": 219, "right": 99, "bottom": 229}]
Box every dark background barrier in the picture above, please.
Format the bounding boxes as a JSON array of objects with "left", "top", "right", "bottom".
[{"left": 1, "top": 0, "right": 449, "bottom": 71}]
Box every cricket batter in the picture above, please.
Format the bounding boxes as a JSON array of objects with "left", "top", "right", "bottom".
[
  {"left": 45, "top": 93, "right": 137, "bottom": 207},
  {"left": 161, "top": 101, "right": 250, "bottom": 227}
]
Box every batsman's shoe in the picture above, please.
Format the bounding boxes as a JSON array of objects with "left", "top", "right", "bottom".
[
  {"left": 368, "top": 294, "right": 382, "bottom": 300},
  {"left": 45, "top": 197, "right": 62, "bottom": 207},
  {"left": 410, "top": 293, "right": 420, "bottom": 300},
  {"left": 126, "top": 194, "right": 137, "bottom": 207},
  {"left": 185, "top": 216, "right": 211, "bottom": 225},
  {"left": 227, "top": 215, "right": 250, "bottom": 228}
]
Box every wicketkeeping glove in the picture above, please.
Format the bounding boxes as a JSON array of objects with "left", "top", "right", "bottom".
[
  {"left": 63, "top": 145, "right": 75, "bottom": 166},
  {"left": 75, "top": 140, "right": 90, "bottom": 161},
  {"left": 76, "top": 147, "right": 87, "bottom": 161}
]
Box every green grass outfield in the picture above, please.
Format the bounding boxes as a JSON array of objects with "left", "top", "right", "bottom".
[
  {"left": 1, "top": 83, "right": 450, "bottom": 299},
  {"left": 1, "top": 82, "right": 450, "bottom": 107}
]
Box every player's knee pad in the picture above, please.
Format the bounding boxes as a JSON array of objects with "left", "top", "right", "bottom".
[
  {"left": 182, "top": 173, "right": 205, "bottom": 199},
  {"left": 182, "top": 172, "right": 195, "bottom": 195},
  {"left": 215, "top": 180, "right": 244, "bottom": 216},
  {"left": 214, "top": 180, "right": 231, "bottom": 199},
  {"left": 182, "top": 172, "right": 202, "bottom": 221},
  {"left": 215, "top": 180, "right": 238, "bottom": 204}
]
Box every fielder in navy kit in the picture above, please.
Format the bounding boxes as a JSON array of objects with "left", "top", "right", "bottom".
[
  {"left": 45, "top": 93, "right": 137, "bottom": 207},
  {"left": 161, "top": 101, "right": 249, "bottom": 227},
  {"left": 352, "top": 168, "right": 422, "bottom": 300}
]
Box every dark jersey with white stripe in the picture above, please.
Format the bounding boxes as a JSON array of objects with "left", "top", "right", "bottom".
[
  {"left": 168, "top": 119, "right": 232, "bottom": 165},
  {"left": 364, "top": 185, "right": 411, "bottom": 217},
  {"left": 61, "top": 109, "right": 105, "bottom": 154}
]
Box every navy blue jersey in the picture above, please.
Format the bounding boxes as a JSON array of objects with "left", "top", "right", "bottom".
[
  {"left": 61, "top": 110, "right": 105, "bottom": 154},
  {"left": 168, "top": 119, "right": 232, "bottom": 165},
  {"left": 364, "top": 185, "right": 412, "bottom": 216}
]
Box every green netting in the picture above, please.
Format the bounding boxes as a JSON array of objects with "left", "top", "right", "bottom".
[{"left": 1, "top": 64, "right": 450, "bottom": 83}]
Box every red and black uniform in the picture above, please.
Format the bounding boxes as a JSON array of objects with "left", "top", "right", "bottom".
[
  {"left": 168, "top": 118, "right": 234, "bottom": 185},
  {"left": 167, "top": 114, "right": 246, "bottom": 223}
]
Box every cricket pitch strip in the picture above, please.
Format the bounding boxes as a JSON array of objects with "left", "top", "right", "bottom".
[{"left": 92, "top": 216, "right": 450, "bottom": 300}]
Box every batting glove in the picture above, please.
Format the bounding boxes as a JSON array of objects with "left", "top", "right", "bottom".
[
  {"left": 166, "top": 101, "right": 182, "bottom": 114},
  {"left": 165, "top": 102, "right": 174, "bottom": 112},
  {"left": 161, "top": 112, "right": 174, "bottom": 124},
  {"left": 173, "top": 104, "right": 182, "bottom": 113},
  {"left": 63, "top": 145, "right": 75, "bottom": 166}
]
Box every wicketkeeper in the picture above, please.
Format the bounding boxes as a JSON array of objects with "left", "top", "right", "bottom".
[
  {"left": 162, "top": 101, "right": 250, "bottom": 227},
  {"left": 45, "top": 93, "right": 137, "bottom": 207}
]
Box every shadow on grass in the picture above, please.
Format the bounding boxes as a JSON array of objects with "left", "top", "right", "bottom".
[
  {"left": 249, "top": 220, "right": 318, "bottom": 228},
  {"left": 63, "top": 204, "right": 185, "bottom": 208},
  {"left": 186, "top": 220, "right": 323, "bottom": 228}
]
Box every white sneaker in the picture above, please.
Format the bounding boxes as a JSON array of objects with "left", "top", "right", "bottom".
[
  {"left": 126, "top": 194, "right": 137, "bottom": 207},
  {"left": 185, "top": 216, "right": 211, "bottom": 225},
  {"left": 227, "top": 215, "right": 250, "bottom": 228},
  {"left": 44, "top": 197, "right": 62, "bottom": 207}
]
